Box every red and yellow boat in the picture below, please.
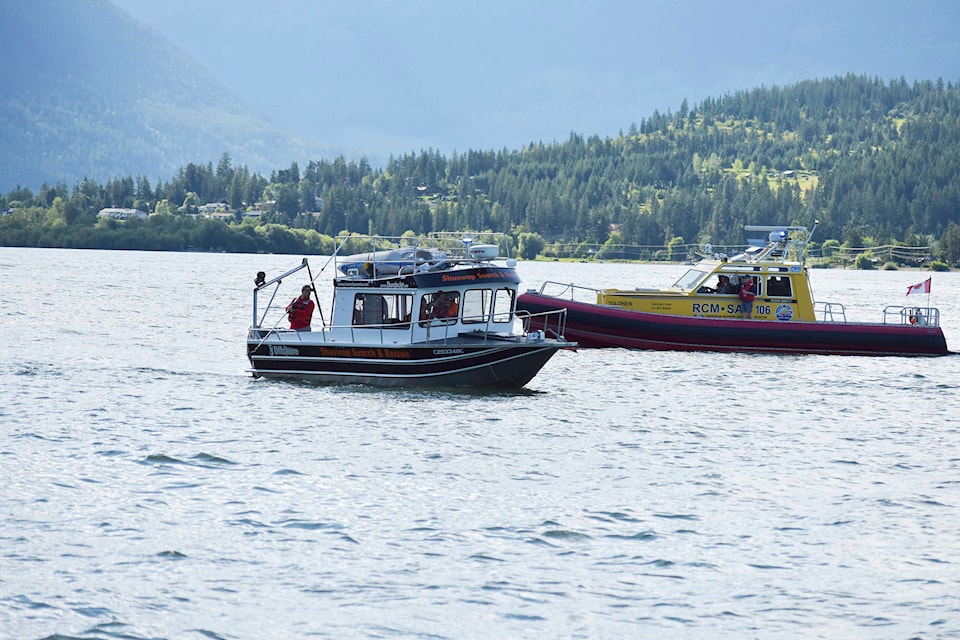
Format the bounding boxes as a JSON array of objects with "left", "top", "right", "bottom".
[{"left": 518, "top": 225, "right": 951, "bottom": 357}]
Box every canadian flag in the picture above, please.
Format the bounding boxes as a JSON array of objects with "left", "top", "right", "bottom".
[{"left": 905, "top": 277, "right": 932, "bottom": 296}]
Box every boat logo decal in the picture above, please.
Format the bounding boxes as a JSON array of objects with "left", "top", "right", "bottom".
[
  {"left": 269, "top": 345, "right": 300, "bottom": 356},
  {"left": 775, "top": 304, "right": 794, "bottom": 321},
  {"left": 440, "top": 269, "right": 512, "bottom": 283},
  {"left": 315, "top": 346, "right": 413, "bottom": 359}
]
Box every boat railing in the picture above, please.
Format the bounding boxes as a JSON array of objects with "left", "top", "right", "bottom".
[
  {"left": 532, "top": 281, "right": 604, "bottom": 304},
  {"left": 516, "top": 308, "right": 569, "bottom": 342},
  {"left": 815, "top": 301, "right": 847, "bottom": 322},
  {"left": 251, "top": 258, "right": 310, "bottom": 330},
  {"left": 883, "top": 305, "right": 941, "bottom": 327},
  {"left": 341, "top": 308, "right": 568, "bottom": 344},
  {"left": 254, "top": 308, "right": 568, "bottom": 345},
  {"left": 813, "top": 302, "right": 942, "bottom": 327},
  {"left": 333, "top": 231, "right": 513, "bottom": 278},
  {"left": 344, "top": 311, "right": 488, "bottom": 344}
]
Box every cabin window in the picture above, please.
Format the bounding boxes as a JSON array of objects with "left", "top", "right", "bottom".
[
  {"left": 462, "top": 287, "right": 515, "bottom": 324},
  {"left": 766, "top": 275, "right": 792, "bottom": 297},
  {"left": 462, "top": 289, "right": 491, "bottom": 324},
  {"left": 418, "top": 291, "right": 459, "bottom": 326},
  {"left": 673, "top": 268, "right": 711, "bottom": 290},
  {"left": 492, "top": 288, "right": 515, "bottom": 324},
  {"left": 353, "top": 293, "right": 412, "bottom": 328}
]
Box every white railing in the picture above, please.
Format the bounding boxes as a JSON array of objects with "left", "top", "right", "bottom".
[
  {"left": 251, "top": 308, "right": 568, "bottom": 346},
  {"left": 883, "top": 306, "right": 941, "bottom": 327},
  {"left": 532, "top": 281, "right": 603, "bottom": 304},
  {"left": 814, "top": 301, "right": 847, "bottom": 322}
]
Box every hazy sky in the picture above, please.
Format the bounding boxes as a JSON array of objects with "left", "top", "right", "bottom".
[{"left": 112, "top": 0, "right": 960, "bottom": 165}]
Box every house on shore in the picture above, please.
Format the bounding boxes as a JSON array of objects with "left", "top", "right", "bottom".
[{"left": 98, "top": 207, "right": 148, "bottom": 220}]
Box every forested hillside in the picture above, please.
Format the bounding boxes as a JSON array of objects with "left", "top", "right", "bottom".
[{"left": 3, "top": 75, "right": 960, "bottom": 263}]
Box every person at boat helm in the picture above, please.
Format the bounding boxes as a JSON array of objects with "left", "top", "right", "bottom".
[
  {"left": 433, "top": 291, "right": 459, "bottom": 318},
  {"left": 286, "top": 284, "right": 315, "bottom": 331},
  {"left": 422, "top": 291, "right": 459, "bottom": 321},
  {"left": 738, "top": 276, "right": 757, "bottom": 319},
  {"left": 714, "top": 274, "right": 733, "bottom": 293}
]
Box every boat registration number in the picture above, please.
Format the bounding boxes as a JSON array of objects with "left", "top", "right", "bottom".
[{"left": 691, "top": 302, "right": 790, "bottom": 319}]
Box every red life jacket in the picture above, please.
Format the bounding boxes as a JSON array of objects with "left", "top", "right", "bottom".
[{"left": 287, "top": 296, "right": 314, "bottom": 329}]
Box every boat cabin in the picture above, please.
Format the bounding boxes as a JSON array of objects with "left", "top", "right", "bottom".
[
  {"left": 597, "top": 227, "right": 819, "bottom": 321},
  {"left": 319, "top": 233, "right": 529, "bottom": 345},
  {"left": 329, "top": 269, "right": 522, "bottom": 344}
]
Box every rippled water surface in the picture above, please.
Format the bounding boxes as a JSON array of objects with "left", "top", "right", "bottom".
[{"left": 2, "top": 247, "right": 960, "bottom": 639}]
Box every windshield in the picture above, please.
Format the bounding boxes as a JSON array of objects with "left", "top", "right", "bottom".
[{"left": 672, "top": 268, "right": 710, "bottom": 290}]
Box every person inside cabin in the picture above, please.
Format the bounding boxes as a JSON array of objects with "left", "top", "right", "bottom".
[
  {"left": 738, "top": 276, "right": 757, "bottom": 319},
  {"left": 420, "top": 291, "right": 459, "bottom": 323},
  {"left": 721, "top": 275, "right": 739, "bottom": 294},
  {"left": 432, "top": 291, "right": 459, "bottom": 318},
  {"left": 714, "top": 274, "right": 734, "bottom": 293},
  {"left": 286, "top": 284, "right": 315, "bottom": 331}
]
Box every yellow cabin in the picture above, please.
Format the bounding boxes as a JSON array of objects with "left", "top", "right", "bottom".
[{"left": 597, "top": 226, "right": 818, "bottom": 322}]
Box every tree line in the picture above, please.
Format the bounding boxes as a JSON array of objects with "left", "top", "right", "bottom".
[{"left": 3, "top": 74, "right": 960, "bottom": 264}]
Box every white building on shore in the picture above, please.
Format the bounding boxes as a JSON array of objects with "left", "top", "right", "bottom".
[{"left": 98, "top": 207, "right": 148, "bottom": 220}]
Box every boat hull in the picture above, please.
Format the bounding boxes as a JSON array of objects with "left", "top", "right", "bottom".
[
  {"left": 518, "top": 293, "right": 950, "bottom": 357},
  {"left": 247, "top": 334, "right": 563, "bottom": 387}
]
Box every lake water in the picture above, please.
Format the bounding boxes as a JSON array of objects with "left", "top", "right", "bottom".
[{"left": 2, "top": 247, "right": 960, "bottom": 639}]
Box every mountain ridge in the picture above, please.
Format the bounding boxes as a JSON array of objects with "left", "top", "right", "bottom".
[
  {"left": 0, "top": 0, "right": 319, "bottom": 191},
  {"left": 110, "top": 0, "right": 960, "bottom": 169}
]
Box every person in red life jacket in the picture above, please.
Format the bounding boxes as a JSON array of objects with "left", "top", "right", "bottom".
[
  {"left": 738, "top": 275, "right": 757, "bottom": 319},
  {"left": 419, "top": 291, "right": 459, "bottom": 325},
  {"left": 286, "top": 285, "right": 315, "bottom": 331},
  {"left": 432, "top": 291, "right": 459, "bottom": 319}
]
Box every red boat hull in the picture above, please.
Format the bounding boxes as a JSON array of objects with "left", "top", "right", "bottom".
[{"left": 518, "top": 293, "right": 950, "bottom": 357}]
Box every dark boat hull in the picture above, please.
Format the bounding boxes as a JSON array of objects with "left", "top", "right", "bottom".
[
  {"left": 518, "top": 293, "right": 950, "bottom": 357},
  {"left": 247, "top": 337, "right": 563, "bottom": 387}
]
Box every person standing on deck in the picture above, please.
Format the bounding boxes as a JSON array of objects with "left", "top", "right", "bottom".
[
  {"left": 286, "top": 285, "right": 315, "bottom": 331},
  {"left": 738, "top": 276, "right": 757, "bottom": 319}
]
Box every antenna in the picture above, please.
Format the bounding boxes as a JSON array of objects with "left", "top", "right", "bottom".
[{"left": 799, "top": 219, "right": 819, "bottom": 264}]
